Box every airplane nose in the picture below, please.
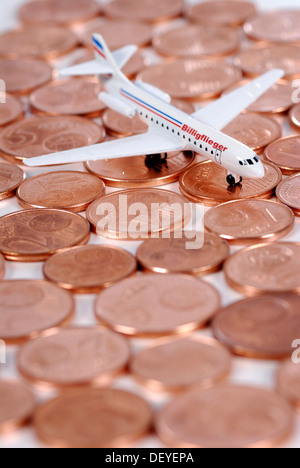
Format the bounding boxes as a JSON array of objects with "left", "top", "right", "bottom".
[{"left": 256, "top": 162, "right": 265, "bottom": 179}]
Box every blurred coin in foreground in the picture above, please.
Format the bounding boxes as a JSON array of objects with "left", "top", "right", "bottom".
[
  {"left": 213, "top": 294, "right": 300, "bottom": 359},
  {"left": 0, "top": 381, "right": 36, "bottom": 435},
  {"left": 34, "top": 388, "right": 152, "bottom": 448},
  {"left": 95, "top": 274, "right": 220, "bottom": 337},
  {"left": 131, "top": 335, "right": 231, "bottom": 392},
  {"left": 277, "top": 360, "right": 300, "bottom": 411},
  {"left": 0, "top": 280, "right": 74, "bottom": 344},
  {"left": 18, "top": 327, "right": 130, "bottom": 388},
  {"left": 0, "top": 94, "right": 24, "bottom": 127},
  {"left": 156, "top": 385, "right": 294, "bottom": 448}
]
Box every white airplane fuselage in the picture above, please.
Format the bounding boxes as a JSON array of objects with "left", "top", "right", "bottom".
[{"left": 104, "top": 75, "right": 265, "bottom": 181}]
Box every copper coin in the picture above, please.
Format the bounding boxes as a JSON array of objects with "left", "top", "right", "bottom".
[
  {"left": 0, "top": 161, "right": 25, "bottom": 201},
  {"left": 223, "top": 79, "right": 295, "bottom": 114},
  {"left": 0, "top": 280, "right": 74, "bottom": 344},
  {"left": 153, "top": 24, "right": 240, "bottom": 59},
  {"left": 0, "top": 116, "right": 104, "bottom": 164},
  {"left": 204, "top": 200, "right": 294, "bottom": 245},
  {"left": 213, "top": 294, "right": 300, "bottom": 359},
  {"left": 136, "top": 233, "right": 229, "bottom": 276},
  {"left": 19, "top": 0, "right": 101, "bottom": 26},
  {"left": 102, "top": 108, "right": 147, "bottom": 137},
  {"left": 95, "top": 274, "right": 221, "bottom": 337},
  {"left": 17, "top": 171, "right": 105, "bottom": 213},
  {"left": 0, "top": 209, "right": 90, "bottom": 262},
  {"left": 224, "top": 243, "right": 300, "bottom": 296},
  {"left": 0, "top": 254, "right": 4, "bottom": 280},
  {"left": 156, "top": 385, "right": 294, "bottom": 448},
  {"left": 137, "top": 60, "right": 242, "bottom": 101},
  {"left": 85, "top": 152, "right": 195, "bottom": 188},
  {"left": 30, "top": 79, "right": 106, "bottom": 118},
  {"left": 186, "top": 0, "right": 256, "bottom": 27},
  {"left": 104, "top": 0, "right": 183, "bottom": 23},
  {"left": 277, "top": 360, "right": 300, "bottom": 410},
  {"left": 81, "top": 18, "right": 153, "bottom": 50},
  {"left": 276, "top": 174, "right": 300, "bottom": 216},
  {"left": 34, "top": 387, "right": 152, "bottom": 448},
  {"left": 0, "top": 26, "right": 77, "bottom": 60},
  {"left": 18, "top": 327, "right": 130, "bottom": 389},
  {"left": 0, "top": 94, "right": 24, "bottom": 127},
  {"left": 266, "top": 136, "right": 300, "bottom": 175},
  {"left": 290, "top": 104, "right": 300, "bottom": 130},
  {"left": 223, "top": 113, "right": 282, "bottom": 154},
  {"left": 43, "top": 245, "right": 137, "bottom": 293},
  {"left": 0, "top": 58, "right": 52, "bottom": 96},
  {"left": 131, "top": 335, "right": 231, "bottom": 392},
  {"left": 179, "top": 161, "right": 282, "bottom": 207},
  {"left": 0, "top": 381, "right": 36, "bottom": 434},
  {"left": 234, "top": 43, "right": 300, "bottom": 79},
  {"left": 72, "top": 47, "right": 147, "bottom": 79},
  {"left": 87, "top": 188, "right": 190, "bottom": 240},
  {"left": 244, "top": 11, "right": 300, "bottom": 44}
]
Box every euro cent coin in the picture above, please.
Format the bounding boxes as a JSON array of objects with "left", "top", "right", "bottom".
[
  {"left": 17, "top": 171, "right": 105, "bottom": 213},
  {"left": 0, "top": 209, "right": 90, "bottom": 262},
  {"left": 95, "top": 274, "right": 221, "bottom": 337}
]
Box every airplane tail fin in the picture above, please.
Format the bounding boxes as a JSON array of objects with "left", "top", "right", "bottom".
[
  {"left": 92, "top": 34, "right": 137, "bottom": 75},
  {"left": 59, "top": 34, "right": 137, "bottom": 79}
]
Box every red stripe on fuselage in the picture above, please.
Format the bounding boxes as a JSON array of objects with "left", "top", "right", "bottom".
[
  {"left": 93, "top": 46, "right": 106, "bottom": 60},
  {"left": 120, "top": 91, "right": 182, "bottom": 128}
]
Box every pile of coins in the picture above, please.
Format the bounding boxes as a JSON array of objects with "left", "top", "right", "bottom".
[{"left": 1, "top": 0, "right": 300, "bottom": 449}]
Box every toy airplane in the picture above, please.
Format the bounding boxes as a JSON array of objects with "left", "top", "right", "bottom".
[{"left": 25, "top": 34, "right": 284, "bottom": 186}]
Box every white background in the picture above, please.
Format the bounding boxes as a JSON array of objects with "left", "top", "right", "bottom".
[{"left": 0, "top": 0, "right": 300, "bottom": 449}]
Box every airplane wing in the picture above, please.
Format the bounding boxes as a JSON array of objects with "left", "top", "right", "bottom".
[
  {"left": 59, "top": 60, "right": 113, "bottom": 77},
  {"left": 24, "top": 129, "right": 184, "bottom": 167},
  {"left": 191, "top": 69, "right": 284, "bottom": 130}
]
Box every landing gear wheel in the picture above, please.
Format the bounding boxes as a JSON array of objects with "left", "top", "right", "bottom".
[
  {"left": 226, "top": 174, "right": 243, "bottom": 186},
  {"left": 145, "top": 153, "right": 168, "bottom": 170},
  {"left": 226, "top": 174, "right": 236, "bottom": 186}
]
